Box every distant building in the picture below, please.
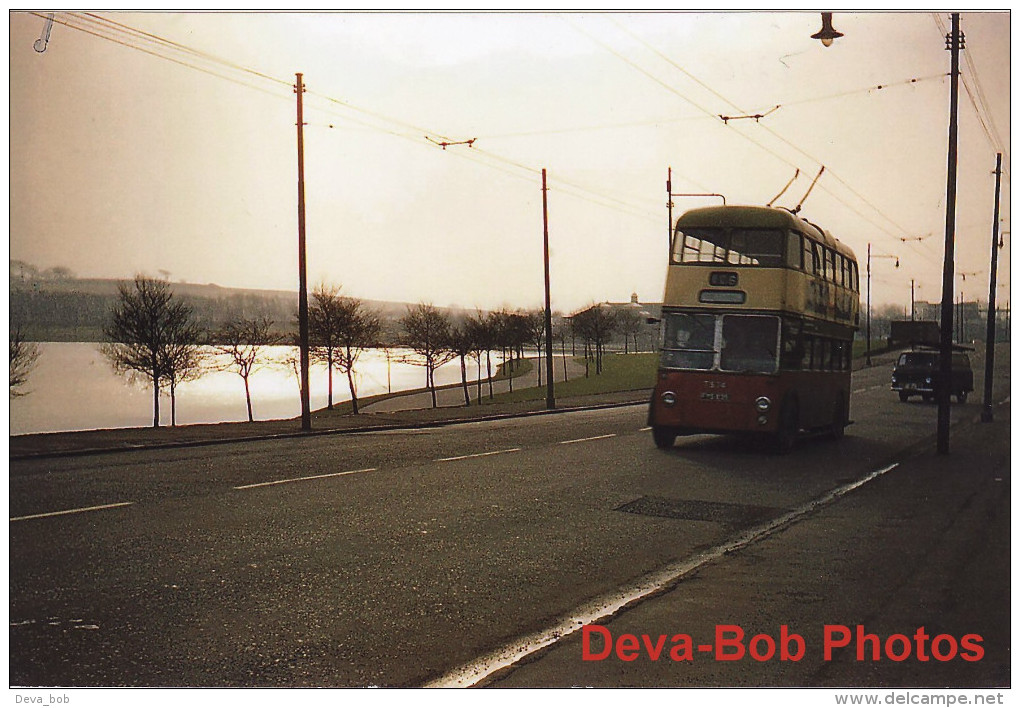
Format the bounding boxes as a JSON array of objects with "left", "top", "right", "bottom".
[
  {"left": 913, "top": 300, "right": 1005, "bottom": 345},
  {"left": 588, "top": 293, "right": 663, "bottom": 352}
]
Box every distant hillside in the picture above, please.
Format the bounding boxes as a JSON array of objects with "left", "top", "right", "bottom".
[{"left": 9, "top": 276, "right": 422, "bottom": 342}]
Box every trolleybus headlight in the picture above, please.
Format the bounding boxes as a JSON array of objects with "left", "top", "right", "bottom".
[
  {"left": 754, "top": 396, "right": 771, "bottom": 412},
  {"left": 661, "top": 391, "right": 677, "bottom": 407}
]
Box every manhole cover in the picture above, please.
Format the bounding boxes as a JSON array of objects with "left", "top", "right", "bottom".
[{"left": 616, "top": 496, "right": 785, "bottom": 528}]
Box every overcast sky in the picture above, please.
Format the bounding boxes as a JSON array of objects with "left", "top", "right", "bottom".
[{"left": 9, "top": 11, "right": 1011, "bottom": 313}]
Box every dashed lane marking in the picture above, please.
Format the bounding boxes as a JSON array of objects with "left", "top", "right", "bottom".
[
  {"left": 10, "top": 501, "right": 135, "bottom": 523},
  {"left": 853, "top": 384, "right": 889, "bottom": 394},
  {"left": 434, "top": 448, "right": 521, "bottom": 463},
  {"left": 233, "top": 468, "right": 377, "bottom": 490},
  {"left": 558, "top": 434, "right": 617, "bottom": 445}
]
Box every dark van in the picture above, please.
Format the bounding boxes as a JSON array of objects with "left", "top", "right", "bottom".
[{"left": 891, "top": 348, "right": 973, "bottom": 403}]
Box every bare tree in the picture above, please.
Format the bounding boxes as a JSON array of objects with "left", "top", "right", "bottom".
[
  {"left": 309, "top": 284, "right": 382, "bottom": 413},
  {"left": 161, "top": 330, "right": 206, "bottom": 427},
  {"left": 9, "top": 325, "right": 40, "bottom": 398},
  {"left": 215, "top": 315, "right": 280, "bottom": 422},
  {"left": 102, "top": 276, "right": 200, "bottom": 428},
  {"left": 553, "top": 319, "right": 571, "bottom": 383},
  {"left": 399, "top": 303, "right": 454, "bottom": 408},
  {"left": 490, "top": 308, "right": 530, "bottom": 392},
  {"left": 524, "top": 310, "right": 546, "bottom": 386},
  {"left": 466, "top": 311, "right": 493, "bottom": 402},
  {"left": 448, "top": 319, "right": 475, "bottom": 406},
  {"left": 572, "top": 303, "right": 617, "bottom": 376},
  {"left": 309, "top": 284, "right": 345, "bottom": 410},
  {"left": 616, "top": 308, "right": 644, "bottom": 354},
  {"left": 335, "top": 297, "right": 381, "bottom": 415}
]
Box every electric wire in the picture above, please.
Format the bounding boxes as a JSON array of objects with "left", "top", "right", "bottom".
[
  {"left": 779, "top": 73, "right": 950, "bottom": 109},
  {"left": 931, "top": 13, "right": 1010, "bottom": 175},
  {"left": 78, "top": 11, "right": 292, "bottom": 89},
  {"left": 38, "top": 12, "right": 662, "bottom": 225},
  {"left": 50, "top": 13, "right": 293, "bottom": 103},
  {"left": 589, "top": 14, "right": 952, "bottom": 272},
  {"left": 28, "top": 12, "right": 1006, "bottom": 268},
  {"left": 602, "top": 15, "right": 927, "bottom": 242}
]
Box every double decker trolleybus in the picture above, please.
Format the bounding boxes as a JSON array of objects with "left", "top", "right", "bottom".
[{"left": 648, "top": 205, "right": 860, "bottom": 453}]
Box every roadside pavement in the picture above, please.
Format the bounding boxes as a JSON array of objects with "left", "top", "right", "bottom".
[{"left": 484, "top": 402, "right": 1011, "bottom": 687}]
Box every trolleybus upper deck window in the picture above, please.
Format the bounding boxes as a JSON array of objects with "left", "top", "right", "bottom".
[{"left": 674, "top": 227, "right": 787, "bottom": 267}]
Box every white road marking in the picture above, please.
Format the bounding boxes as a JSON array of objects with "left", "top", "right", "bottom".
[
  {"left": 10, "top": 501, "right": 135, "bottom": 523},
  {"left": 853, "top": 384, "right": 889, "bottom": 394},
  {"left": 233, "top": 468, "right": 377, "bottom": 490},
  {"left": 426, "top": 462, "right": 901, "bottom": 688},
  {"left": 558, "top": 434, "right": 617, "bottom": 445},
  {"left": 434, "top": 448, "right": 521, "bottom": 462}
]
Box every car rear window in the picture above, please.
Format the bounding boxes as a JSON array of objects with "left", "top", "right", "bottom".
[{"left": 898, "top": 353, "right": 937, "bottom": 366}]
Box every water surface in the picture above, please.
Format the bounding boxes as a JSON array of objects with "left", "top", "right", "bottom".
[{"left": 10, "top": 343, "right": 479, "bottom": 435}]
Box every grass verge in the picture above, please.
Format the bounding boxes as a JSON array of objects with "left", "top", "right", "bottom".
[{"left": 479, "top": 353, "right": 657, "bottom": 405}]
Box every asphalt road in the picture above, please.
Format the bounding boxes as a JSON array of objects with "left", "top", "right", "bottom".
[{"left": 9, "top": 350, "right": 1010, "bottom": 687}]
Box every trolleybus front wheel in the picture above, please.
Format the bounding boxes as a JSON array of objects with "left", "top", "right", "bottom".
[
  {"left": 652, "top": 426, "right": 677, "bottom": 449},
  {"left": 829, "top": 394, "right": 847, "bottom": 440},
  {"left": 771, "top": 400, "right": 799, "bottom": 454}
]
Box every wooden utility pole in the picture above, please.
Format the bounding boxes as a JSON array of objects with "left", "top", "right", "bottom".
[
  {"left": 542, "top": 169, "right": 555, "bottom": 410},
  {"left": 937, "top": 13, "right": 962, "bottom": 454},
  {"left": 667, "top": 167, "right": 673, "bottom": 257},
  {"left": 866, "top": 243, "right": 872, "bottom": 366},
  {"left": 981, "top": 153, "right": 1002, "bottom": 423},
  {"left": 296, "top": 72, "right": 311, "bottom": 431}
]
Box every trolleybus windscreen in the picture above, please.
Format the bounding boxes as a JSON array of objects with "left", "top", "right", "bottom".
[
  {"left": 660, "top": 313, "right": 715, "bottom": 370},
  {"left": 675, "top": 227, "right": 785, "bottom": 267},
  {"left": 660, "top": 313, "right": 779, "bottom": 373},
  {"left": 720, "top": 315, "right": 779, "bottom": 374}
]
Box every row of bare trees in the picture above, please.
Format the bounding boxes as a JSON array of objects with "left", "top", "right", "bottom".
[
  {"left": 400, "top": 303, "right": 555, "bottom": 409},
  {"left": 18, "top": 275, "right": 628, "bottom": 427},
  {"left": 397, "top": 302, "right": 626, "bottom": 408},
  {"left": 99, "top": 277, "right": 384, "bottom": 428}
]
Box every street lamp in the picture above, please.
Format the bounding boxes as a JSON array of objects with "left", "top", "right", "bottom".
[
  {"left": 866, "top": 242, "right": 899, "bottom": 366},
  {"left": 811, "top": 13, "right": 844, "bottom": 47}
]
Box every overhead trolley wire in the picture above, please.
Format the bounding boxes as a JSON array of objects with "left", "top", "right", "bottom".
[
  {"left": 77, "top": 11, "right": 293, "bottom": 89},
  {"left": 589, "top": 14, "right": 951, "bottom": 270},
  {"left": 34, "top": 11, "right": 666, "bottom": 226},
  {"left": 932, "top": 12, "right": 1010, "bottom": 165},
  {"left": 46, "top": 12, "right": 293, "bottom": 103}
]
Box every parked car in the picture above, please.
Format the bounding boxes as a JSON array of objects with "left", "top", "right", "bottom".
[{"left": 891, "top": 348, "right": 973, "bottom": 403}]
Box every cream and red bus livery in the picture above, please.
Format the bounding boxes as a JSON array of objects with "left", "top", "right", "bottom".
[{"left": 648, "top": 205, "right": 860, "bottom": 452}]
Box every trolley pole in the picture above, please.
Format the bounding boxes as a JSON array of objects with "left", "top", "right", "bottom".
[
  {"left": 937, "top": 13, "right": 962, "bottom": 454},
  {"left": 981, "top": 153, "right": 1002, "bottom": 423},
  {"left": 542, "top": 169, "right": 555, "bottom": 410},
  {"left": 295, "top": 72, "right": 311, "bottom": 431}
]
